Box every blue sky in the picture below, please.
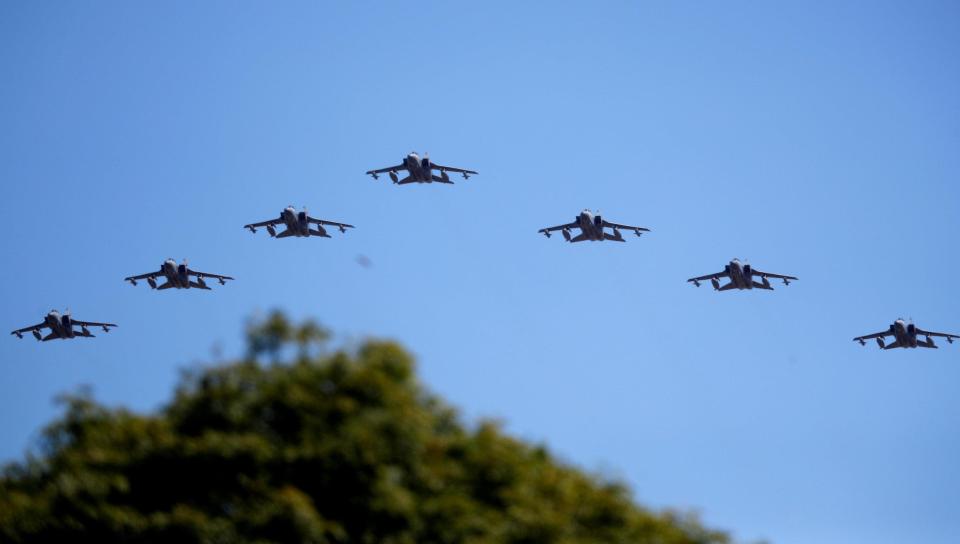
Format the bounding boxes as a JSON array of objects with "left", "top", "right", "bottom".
[{"left": 2, "top": 2, "right": 959, "bottom": 542}]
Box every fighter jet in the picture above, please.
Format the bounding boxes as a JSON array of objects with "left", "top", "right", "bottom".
[
  {"left": 124, "top": 259, "right": 234, "bottom": 290},
  {"left": 11, "top": 309, "right": 116, "bottom": 341},
  {"left": 687, "top": 259, "right": 797, "bottom": 290},
  {"left": 538, "top": 210, "right": 649, "bottom": 242},
  {"left": 366, "top": 152, "right": 478, "bottom": 184},
  {"left": 854, "top": 319, "right": 959, "bottom": 349},
  {"left": 244, "top": 206, "right": 354, "bottom": 238}
]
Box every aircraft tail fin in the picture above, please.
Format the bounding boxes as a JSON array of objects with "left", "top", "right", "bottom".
[{"left": 309, "top": 228, "right": 331, "bottom": 238}]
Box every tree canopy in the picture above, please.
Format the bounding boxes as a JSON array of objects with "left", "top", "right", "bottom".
[{"left": 1, "top": 312, "right": 733, "bottom": 544}]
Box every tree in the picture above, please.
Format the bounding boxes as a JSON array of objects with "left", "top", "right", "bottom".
[{"left": 0, "top": 313, "right": 733, "bottom": 544}]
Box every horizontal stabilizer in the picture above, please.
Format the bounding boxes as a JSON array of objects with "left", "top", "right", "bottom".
[
  {"left": 189, "top": 281, "right": 212, "bottom": 290},
  {"left": 569, "top": 233, "right": 589, "bottom": 243},
  {"left": 309, "top": 228, "right": 331, "bottom": 238},
  {"left": 603, "top": 233, "right": 626, "bottom": 242},
  {"left": 718, "top": 282, "right": 738, "bottom": 291},
  {"left": 431, "top": 175, "right": 454, "bottom": 184},
  {"left": 752, "top": 280, "right": 774, "bottom": 290},
  {"left": 157, "top": 282, "right": 175, "bottom": 290},
  {"left": 275, "top": 230, "right": 295, "bottom": 239},
  {"left": 882, "top": 340, "right": 903, "bottom": 350},
  {"left": 42, "top": 332, "right": 60, "bottom": 341}
]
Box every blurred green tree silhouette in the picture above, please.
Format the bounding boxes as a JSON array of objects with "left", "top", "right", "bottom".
[{"left": 0, "top": 312, "right": 733, "bottom": 544}]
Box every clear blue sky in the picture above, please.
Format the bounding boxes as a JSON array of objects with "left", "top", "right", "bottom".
[{"left": 2, "top": 2, "right": 959, "bottom": 542}]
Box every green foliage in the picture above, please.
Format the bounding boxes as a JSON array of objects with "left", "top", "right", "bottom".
[{"left": 0, "top": 313, "right": 733, "bottom": 544}]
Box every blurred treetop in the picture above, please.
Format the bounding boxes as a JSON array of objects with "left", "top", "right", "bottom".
[{"left": 0, "top": 311, "right": 734, "bottom": 544}]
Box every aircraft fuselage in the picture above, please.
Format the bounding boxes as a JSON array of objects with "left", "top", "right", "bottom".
[
  {"left": 727, "top": 260, "right": 750, "bottom": 290},
  {"left": 39, "top": 311, "right": 95, "bottom": 340},
  {"left": 402, "top": 153, "right": 432, "bottom": 182},
  {"left": 161, "top": 259, "right": 193, "bottom": 289},
  {"left": 721, "top": 260, "right": 771, "bottom": 290},
  {"left": 577, "top": 212, "right": 603, "bottom": 241},
  {"left": 887, "top": 320, "right": 922, "bottom": 348},
  {"left": 568, "top": 211, "right": 623, "bottom": 242},
  {"left": 44, "top": 311, "right": 75, "bottom": 339},
  {"left": 280, "top": 207, "right": 320, "bottom": 237}
]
